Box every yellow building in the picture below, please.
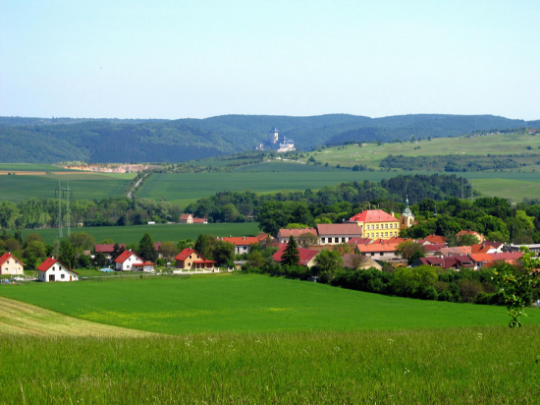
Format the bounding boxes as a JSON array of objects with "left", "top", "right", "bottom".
[{"left": 348, "top": 209, "right": 400, "bottom": 240}]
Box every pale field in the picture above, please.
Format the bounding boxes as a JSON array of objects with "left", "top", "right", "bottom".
[{"left": 0, "top": 297, "right": 154, "bottom": 337}]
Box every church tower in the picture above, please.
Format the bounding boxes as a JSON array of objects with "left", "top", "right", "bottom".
[
  {"left": 400, "top": 197, "right": 415, "bottom": 229},
  {"left": 269, "top": 127, "right": 279, "bottom": 144}
]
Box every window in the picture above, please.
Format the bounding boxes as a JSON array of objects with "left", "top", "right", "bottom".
[
  {"left": 376, "top": 233, "right": 379, "bottom": 237},
  {"left": 322, "top": 238, "right": 326, "bottom": 243},
  {"left": 385, "top": 232, "right": 388, "bottom": 237},
  {"left": 380, "top": 253, "right": 383, "bottom": 256},
  {"left": 376, "top": 224, "right": 379, "bottom": 229},
  {"left": 341, "top": 238, "right": 345, "bottom": 243},
  {"left": 385, "top": 224, "right": 388, "bottom": 229},
  {"left": 61, "top": 274, "right": 65, "bottom": 279}
]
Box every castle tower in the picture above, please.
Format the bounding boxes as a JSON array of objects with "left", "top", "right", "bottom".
[
  {"left": 400, "top": 196, "right": 415, "bottom": 229},
  {"left": 269, "top": 127, "right": 279, "bottom": 144}
]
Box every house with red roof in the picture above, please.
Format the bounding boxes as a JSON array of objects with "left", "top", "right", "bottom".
[
  {"left": 316, "top": 224, "right": 364, "bottom": 245},
  {"left": 37, "top": 257, "right": 78, "bottom": 282},
  {"left": 220, "top": 236, "right": 261, "bottom": 254},
  {"left": 355, "top": 241, "right": 400, "bottom": 261},
  {"left": 272, "top": 246, "right": 319, "bottom": 268},
  {"left": 114, "top": 250, "right": 144, "bottom": 271},
  {"left": 0, "top": 252, "right": 24, "bottom": 276},
  {"left": 94, "top": 244, "right": 126, "bottom": 260},
  {"left": 411, "top": 256, "right": 460, "bottom": 270},
  {"left": 277, "top": 228, "right": 318, "bottom": 244},
  {"left": 348, "top": 209, "right": 400, "bottom": 240},
  {"left": 424, "top": 235, "right": 447, "bottom": 245},
  {"left": 175, "top": 248, "right": 216, "bottom": 270}
]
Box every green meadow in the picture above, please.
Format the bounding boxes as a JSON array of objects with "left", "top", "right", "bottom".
[
  {"left": 0, "top": 172, "right": 135, "bottom": 202},
  {"left": 21, "top": 222, "right": 260, "bottom": 244},
  {"left": 2, "top": 275, "right": 540, "bottom": 403},
  {"left": 2, "top": 275, "right": 539, "bottom": 334},
  {"left": 1, "top": 326, "right": 539, "bottom": 404},
  {"left": 301, "top": 132, "right": 540, "bottom": 169}
]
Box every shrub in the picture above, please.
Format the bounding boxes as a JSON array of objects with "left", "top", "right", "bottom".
[
  {"left": 458, "top": 279, "right": 484, "bottom": 303},
  {"left": 422, "top": 286, "right": 438, "bottom": 301},
  {"left": 438, "top": 291, "right": 454, "bottom": 302}
]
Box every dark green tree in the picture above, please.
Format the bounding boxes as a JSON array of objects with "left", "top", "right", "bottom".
[
  {"left": 282, "top": 236, "right": 300, "bottom": 266},
  {"left": 213, "top": 241, "right": 235, "bottom": 266},
  {"left": 59, "top": 240, "right": 76, "bottom": 269},
  {"left": 257, "top": 201, "right": 291, "bottom": 236},
  {"left": 194, "top": 234, "right": 217, "bottom": 260},
  {"left": 94, "top": 251, "right": 107, "bottom": 268},
  {"left": 138, "top": 233, "right": 158, "bottom": 262}
]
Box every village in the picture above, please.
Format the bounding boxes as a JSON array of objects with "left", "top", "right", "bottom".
[{"left": 1, "top": 203, "right": 534, "bottom": 284}]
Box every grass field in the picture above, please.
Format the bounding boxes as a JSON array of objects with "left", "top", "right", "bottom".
[
  {"left": 2, "top": 276, "right": 540, "bottom": 403},
  {"left": 0, "top": 172, "right": 134, "bottom": 202},
  {"left": 301, "top": 133, "right": 540, "bottom": 169},
  {"left": 2, "top": 275, "right": 539, "bottom": 334},
  {"left": 136, "top": 172, "right": 427, "bottom": 206},
  {"left": 21, "top": 222, "right": 261, "bottom": 244},
  {"left": 0, "top": 162, "right": 75, "bottom": 172},
  {"left": 233, "top": 161, "right": 348, "bottom": 172}
]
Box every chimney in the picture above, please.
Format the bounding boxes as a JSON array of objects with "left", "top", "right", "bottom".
[
  {"left": 243, "top": 237, "right": 246, "bottom": 240},
  {"left": 391, "top": 211, "right": 394, "bottom": 216}
]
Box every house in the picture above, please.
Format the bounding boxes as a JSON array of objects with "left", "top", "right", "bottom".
[
  {"left": 504, "top": 243, "right": 540, "bottom": 255},
  {"left": 94, "top": 244, "right": 126, "bottom": 260},
  {"left": 0, "top": 253, "right": 24, "bottom": 275},
  {"left": 277, "top": 228, "right": 318, "bottom": 244},
  {"left": 456, "top": 230, "right": 485, "bottom": 243},
  {"left": 342, "top": 253, "right": 382, "bottom": 271},
  {"left": 220, "top": 236, "right": 260, "bottom": 254},
  {"left": 348, "top": 209, "right": 400, "bottom": 240},
  {"left": 424, "top": 235, "right": 447, "bottom": 245},
  {"left": 316, "top": 224, "right": 364, "bottom": 245},
  {"left": 470, "top": 253, "right": 494, "bottom": 270},
  {"left": 37, "top": 257, "right": 79, "bottom": 282},
  {"left": 175, "top": 248, "right": 216, "bottom": 269},
  {"left": 179, "top": 214, "right": 207, "bottom": 224},
  {"left": 424, "top": 244, "right": 446, "bottom": 256},
  {"left": 346, "top": 237, "right": 372, "bottom": 245},
  {"left": 154, "top": 242, "right": 163, "bottom": 259},
  {"left": 453, "top": 255, "right": 476, "bottom": 269},
  {"left": 179, "top": 214, "right": 194, "bottom": 224},
  {"left": 487, "top": 251, "right": 524, "bottom": 266},
  {"left": 355, "top": 242, "right": 400, "bottom": 261},
  {"left": 132, "top": 262, "right": 155, "bottom": 272},
  {"left": 114, "top": 250, "right": 144, "bottom": 271},
  {"left": 272, "top": 246, "right": 319, "bottom": 267},
  {"left": 440, "top": 246, "right": 472, "bottom": 257},
  {"left": 484, "top": 241, "right": 504, "bottom": 253}
]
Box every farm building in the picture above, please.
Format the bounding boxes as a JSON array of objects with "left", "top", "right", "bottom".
[
  {"left": 114, "top": 250, "right": 144, "bottom": 271},
  {"left": 0, "top": 252, "right": 24, "bottom": 275},
  {"left": 37, "top": 257, "right": 78, "bottom": 282},
  {"left": 175, "top": 249, "right": 216, "bottom": 270},
  {"left": 179, "top": 214, "right": 207, "bottom": 224},
  {"left": 316, "top": 224, "right": 364, "bottom": 245}
]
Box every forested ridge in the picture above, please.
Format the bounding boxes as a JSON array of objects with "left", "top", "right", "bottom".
[{"left": 1, "top": 114, "right": 539, "bottom": 163}]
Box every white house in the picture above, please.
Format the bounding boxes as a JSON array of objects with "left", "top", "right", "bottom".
[
  {"left": 316, "top": 224, "right": 364, "bottom": 245},
  {"left": 0, "top": 252, "right": 24, "bottom": 275},
  {"left": 37, "top": 257, "right": 79, "bottom": 282},
  {"left": 114, "top": 250, "right": 144, "bottom": 271}
]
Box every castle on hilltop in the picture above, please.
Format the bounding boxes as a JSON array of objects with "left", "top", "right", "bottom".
[{"left": 257, "top": 127, "right": 295, "bottom": 153}]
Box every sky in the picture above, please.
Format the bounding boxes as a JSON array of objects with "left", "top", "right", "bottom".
[{"left": 1, "top": 0, "right": 539, "bottom": 120}]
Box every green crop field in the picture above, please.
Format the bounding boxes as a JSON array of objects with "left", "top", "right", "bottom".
[
  {"left": 2, "top": 275, "right": 540, "bottom": 403},
  {"left": 0, "top": 163, "right": 76, "bottom": 172},
  {"left": 21, "top": 222, "right": 260, "bottom": 244},
  {"left": 136, "top": 172, "right": 422, "bottom": 206},
  {"left": 233, "top": 161, "right": 348, "bottom": 172},
  {"left": 0, "top": 173, "right": 134, "bottom": 202},
  {"left": 301, "top": 133, "right": 540, "bottom": 169},
  {"left": 2, "top": 275, "right": 539, "bottom": 334}
]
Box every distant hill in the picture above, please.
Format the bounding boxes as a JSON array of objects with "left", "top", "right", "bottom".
[{"left": 0, "top": 114, "right": 538, "bottom": 163}]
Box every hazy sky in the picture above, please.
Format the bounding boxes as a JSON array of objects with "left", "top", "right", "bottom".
[{"left": 1, "top": 0, "right": 539, "bottom": 120}]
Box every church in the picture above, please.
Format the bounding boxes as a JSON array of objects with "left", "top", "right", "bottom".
[{"left": 348, "top": 200, "right": 415, "bottom": 240}]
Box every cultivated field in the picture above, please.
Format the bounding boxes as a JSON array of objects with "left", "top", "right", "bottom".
[
  {"left": 300, "top": 132, "right": 540, "bottom": 169},
  {"left": 2, "top": 275, "right": 538, "bottom": 334},
  {"left": 21, "top": 222, "right": 261, "bottom": 244},
  {"left": 1, "top": 275, "right": 540, "bottom": 403},
  {"left": 0, "top": 172, "right": 135, "bottom": 202}
]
